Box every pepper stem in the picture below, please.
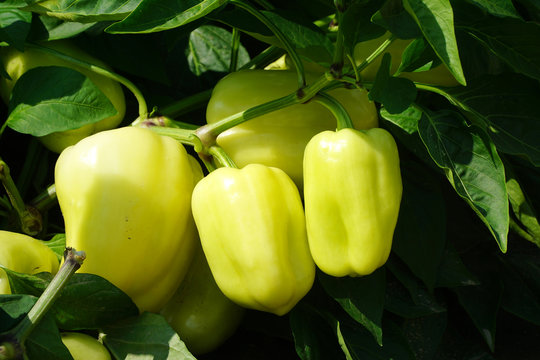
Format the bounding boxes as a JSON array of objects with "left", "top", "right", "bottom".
[
  {"left": 313, "top": 92, "right": 353, "bottom": 130},
  {"left": 208, "top": 146, "right": 237, "bottom": 169},
  {"left": 231, "top": 0, "right": 306, "bottom": 88},
  {"left": 0, "top": 159, "right": 42, "bottom": 235},
  {"left": 25, "top": 42, "right": 149, "bottom": 119},
  {"left": 0, "top": 248, "right": 85, "bottom": 359}
]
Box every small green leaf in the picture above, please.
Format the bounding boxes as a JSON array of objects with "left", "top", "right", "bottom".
[
  {"left": 106, "top": 0, "right": 226, "bottom": 34},
  {"left": 443, "top": 73, "right": 540, "bottom": 166},
  {"left": 0, "top": 294, "right": 37, "bottom": 332},
  {"left": 467, "top": 0, "right": 521, "bottom": 18},
  {"left": 102, "top": 312, "right": 197, "bottom": 360},
  {"left": 436, "top": 244, "right": 480, "bottom": 288},
  {"left": 371, "top": 0, "right": 421, "bottom": 39},
  {"left": 417, "top": 109, "right": 509, "bottom": 252},
  {"left": 500, "top": 260, "right": 540, "bottom": 325},
  {"left": 290, "top": 303, "right": 346, "bottom": 360},
  {"left": 25, "top": 313, "right": 74, "bottom": 360},
  {"left": 23, "top": 0, "right": 141, "bottom": 23},
  {"left": 340, "top": 0, "right": 386, "bottom": 55},
  {"left": 3, "top": 268, "right": 139, "bottom": 330},
  {"left": 392, "top": 160, "right": 446, "bottom": 291},
  {"left": 318, "top": 269, "right": 385, "bottom": 346},
  {"left": 460, "top": 17, "right": 540, "bottom": 81},
  {"left": 340, "top": 319, "right": 416, "bottom": 360},
  {"left": 7, "top": 66, "right": 117, "bottom": 137},
  {"left": 404, "top": 0, "right": 466, "bottom": 85},
  {"left": 187, "top": 25, "right": 250, "bottom": 76},
  {"left": 385, "top": 257, "right": 447, "bottom": 318},
  {"left": 0, "top": 8, "right": 32, "bottom": 50},
  {"left": 380, "top": 105, "right": 421, "bottom": 134},
  {"left": 401, "top": 312, "right": 447, "bottom": 360},
  {"left": 454, "top": 277, "right": 502, "bottom": 352},
  {"left": 43, "top": 234, "right": 67, "bottom": 262},
  {"left": 369, "top": 53, "right": 417, "bottom": 114},
  {"left": 397, "top": 37, "right": 441, "bottom": 73}
]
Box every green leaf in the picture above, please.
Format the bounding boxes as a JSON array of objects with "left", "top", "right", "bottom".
[
  {"left": 340, "top": 319, "right": 416, "bottom": 360},
  {"left": 340, "top": 0, "right": 386, "bottom": 55},
  {"left": 454, "top": 277, "right": 502, "bottom": 352},
  {"left": 506, "top": 169, "right": 540, "bottom": 246},
  {"left": 25, "top": 313, "right": 74, "bottom": 360},
  {"left": 369, "top": 53, "right": 417, "bottom": 114},
  {"left": 385, "top": 257, "right": 447, "bottom": 318},
  {"left": 397, "top": 36, "right": 441, "bottom": 73},
  {"left": 50, "top": 273, "right": 139, "bottom": 330},
  {"left": 187, "top": 25, "right": 250, "bottom": 76},
  {"left": 4, "top": 269, "right": 139, "bottom": 330},
  {"left": 401, "top": 312, "right": 447, "bottom": 360},
  {"left": 0, "top": 294, "right": 37, "bottom": 332},
  {"left": 459, "top": 17, "right": 540, "bottom": 81},
  {"left": 7, "top": 66, "right": 117, "bottom": 137},
  {"left": 43, "top": 234, "right": 67, "bottom": 262},
  {"left": 2, "top": 268, "right": 53, "bottom": 295},
  {"left": 318, "top": 269, "right": 385, "bottom": 346},
  {"left": 290, "top": 303, "right": 346, "bottom": 360},
  {"left": 211, "top": 8, "right": 335, "bottom": 65},
  {"left": 417, "top": 109, "right": 509, "bottom": 252},
  {"left": 443, "top": 73, "right": 540, "bottom": 166},
  {"left": 106, "top": 0, "right": 226, "bottom": 34},
  {"left": 466, "top": 0, "right": 521, "bottom": 18},
  {"left": 102, "top": 312, "right": 197, "bottom": 360},
  {"left": 32, "top": 15, "right": 97, "bottom": 41},
  {"left": 435, "top": 244, "right": 480, "bottom": 288},
  {"left": 380, "top": 105, "right": 421, "bottom": 134},
  {"left": 24, "top": 0, "right": 141, "bottom": 23},
  {"left": 392, "top": 160, "right": 447, "bottom": 291},
  {"left": 403, "top": 0, "right": 466, "bottom": 85},
  {"left": 500, "top": 260, "right": 540, "bottom": 325},
  {"left": 0, "top": 8, "right": 32, "bottom": 50},
  {"left": 371, "top": 0, "right": 422, "bottom": 39}
]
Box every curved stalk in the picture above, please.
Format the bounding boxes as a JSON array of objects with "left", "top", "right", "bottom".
[
  {"left": 313, "top": 92, "right": 353, "bottom": 130},
  {"left": 231, "top": 0, "right": 306, "bottom": 88},
  {"left": 25, "top": 42, "right": 149, "bottom": 119}
]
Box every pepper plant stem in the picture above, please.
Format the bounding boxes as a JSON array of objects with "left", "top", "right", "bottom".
[
  {"left": 196, "top": 71, "right": 336, "bottom": 142},
  {"left": 313, "top": 92, "right": 353, "bottom": 130},
  {"left": 208, "top": 146, "right": 237, "bottom": 169},
  {"left": 15, "top": 248, "right": 85, "bottom": 344},
  {"left": 0, "top": 248, "right": 86, "bottom": 360},
  {"left": 231, "top": 0, "right": 306, "bottom": 88},
  {"left": 0, "top": 159, "right": 41, "bottom": 235},
  {"left": 25, "top": 42, "right": 149, "bottom": 119}
]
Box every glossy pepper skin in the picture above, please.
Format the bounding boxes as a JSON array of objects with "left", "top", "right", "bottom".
[
  {"left": 61, "top": 332, "right": 111, "bottom": 360},
  {"left": 161, "top": 244, "right": 244, "bottom": 355},
  {"left": 191, "top": 164, "right": 315, "bottom": 316},
  {"left": 303, "top": 128, "right": 403, "bottom": 277},
  {"left": 0, "top": 230, "right": 59, "bottom": 294},
  {"left": 0, "top": 40, "right": 126, "bottom": 153},
  {"left": 55, "top": 126, "right": 197, "bottom": 313},
  {"left": 205, "top": 70, "right": 378, "bottom": 189}
]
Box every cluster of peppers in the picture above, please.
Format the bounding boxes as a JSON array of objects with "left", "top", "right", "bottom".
[{"left": 0, "top": 40, "right": 403, "bottom": 357}]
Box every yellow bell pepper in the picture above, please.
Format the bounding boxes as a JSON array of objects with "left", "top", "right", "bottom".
[
  {"left": 61, "top": 332, "right": 111, "bottom": 360},
  {"left": 54, "top": 126, "right": 197, "bottom": 312},
  {"left": 303, "top": 128, "right": 403, "bottom": 277},
  {"left": 205, "top": 69, "right": 378, "bottom": 189},
  {"left": 0, "top": 230, "right": 59, "bottom": 294},
  {"left": 191, "top": 164, "right": 315, "bottom": 316}
]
